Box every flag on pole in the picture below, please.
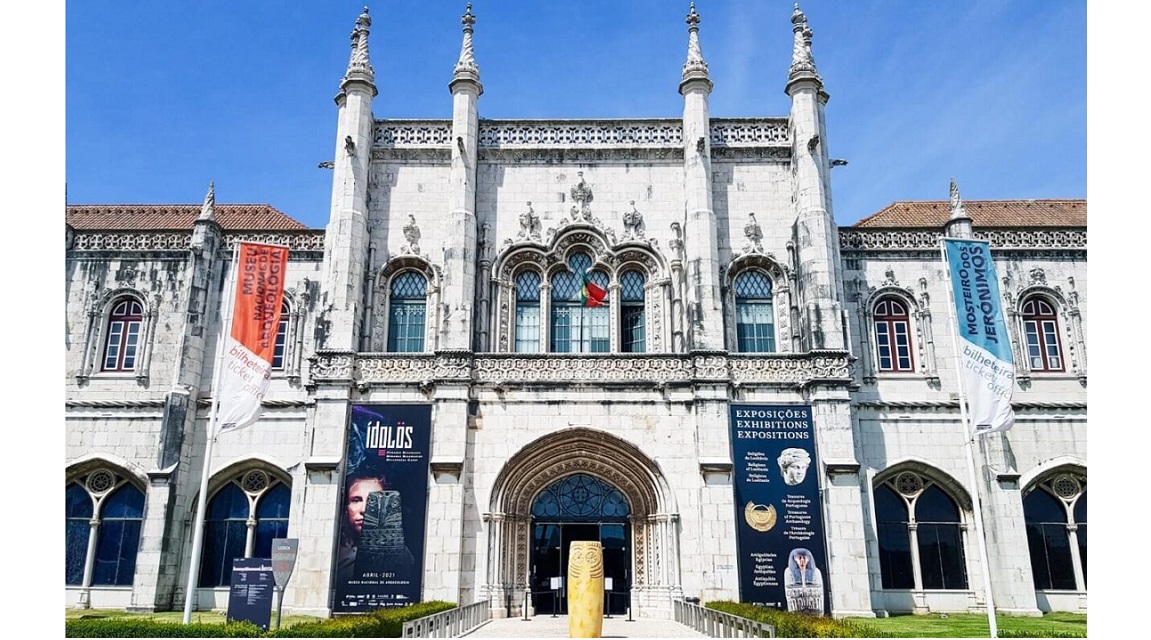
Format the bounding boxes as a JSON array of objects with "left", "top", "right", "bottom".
[
  {"left": 580, "top": 269, "right": 607, "bottom": 307},
  {"left": 943, "top": 238, "right": 1015, "bottom": 436},
  {"left": 216, "top": 241, "right": 289, "bottom": 435}
]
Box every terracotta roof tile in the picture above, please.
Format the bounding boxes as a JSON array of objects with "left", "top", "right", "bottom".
[
  {"left": 853, "top": 199, "right": 1086, "bottom": 228},
  {"left": 65, "top": 204, "right": 311, "bottom": 231}
]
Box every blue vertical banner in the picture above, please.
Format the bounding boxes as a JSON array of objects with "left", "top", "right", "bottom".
[
  {"left": 730, "top": 405, "right": 829, "bottom": 615},
  {"left": 334, "top": 404, "right": 432, "bottom": 613},
  {"left": 943, "top": 239, "right": 1016, "bottom": 436}
]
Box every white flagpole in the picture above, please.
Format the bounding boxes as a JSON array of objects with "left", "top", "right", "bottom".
[
  {"left": 940, "top": 238, "right": 999, "bottom": 638},
  {"left": 183, "top": 243, "right": 240, "bottom": 624}
]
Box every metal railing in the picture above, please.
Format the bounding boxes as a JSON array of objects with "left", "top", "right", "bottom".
[
  {"left": 401, "top": 600, "right": 490, "bottom": 638},
  {"left": 673, "top": 599, "right": 775, "bottom": 638}
]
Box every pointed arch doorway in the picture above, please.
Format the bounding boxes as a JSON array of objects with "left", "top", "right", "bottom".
[{"left": 530, "top": 473, "right": 631, "bottom": 614}]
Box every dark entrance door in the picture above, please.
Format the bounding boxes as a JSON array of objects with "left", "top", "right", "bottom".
[{"left": 528, "top": 474, "right": 631, "bottom": 616}]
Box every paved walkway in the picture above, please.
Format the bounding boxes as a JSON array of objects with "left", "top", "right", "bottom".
[{"left": 461, "top": 614, "right": 706, "bottom": 638}]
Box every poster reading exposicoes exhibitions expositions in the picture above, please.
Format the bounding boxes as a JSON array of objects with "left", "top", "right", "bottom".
[{"left": 730, "top": 404, "right": 830, "bottom": 615}]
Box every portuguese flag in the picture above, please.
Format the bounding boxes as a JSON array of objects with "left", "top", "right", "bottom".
[{"left": 580, "top": 269, "right": 607, "bottom": 307}]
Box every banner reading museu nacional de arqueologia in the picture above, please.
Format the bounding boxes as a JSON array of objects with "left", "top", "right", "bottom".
[
  {"left": 943, "top": 238, "right": 1015, "bottom": 436},
  {"left": 215, "top": 242, "right": 289, "bottom": 435}
]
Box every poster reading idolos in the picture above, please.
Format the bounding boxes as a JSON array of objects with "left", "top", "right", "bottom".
[
  {"left": 730, "top": 404, "right": 830, "bottom": 614},
  {"left": 333, "top": 404, "right": 431, "bottom": 613}
]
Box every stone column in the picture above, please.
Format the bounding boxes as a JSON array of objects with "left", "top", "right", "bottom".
[
  {"left": 809, "top": 386, "right": 873, "bottom": 617},
  {"left": 786, "top": 7, "right": 845, "bottom": 351}
]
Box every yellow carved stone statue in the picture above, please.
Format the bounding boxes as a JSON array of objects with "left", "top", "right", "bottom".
[{"left": 567, "top": 540, "right": 604, "bottom": 638}]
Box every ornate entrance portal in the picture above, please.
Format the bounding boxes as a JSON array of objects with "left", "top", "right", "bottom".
[
  {"left": 484, "top": 428, "right": 683, "bottom": 618},
  {"left": 530, "top": 474, "right": 630, "bottom": 615}
]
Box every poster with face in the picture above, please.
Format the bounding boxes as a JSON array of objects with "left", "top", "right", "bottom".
[
  {"left": 729, "top": 404, "right": 829, "bottom": 614},
  {"left": 333, "top": 404, "right": 431, "bottom": 613}
]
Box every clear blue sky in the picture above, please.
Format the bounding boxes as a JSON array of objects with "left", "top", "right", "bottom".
[{"left": 65, "top": 0, "right": 1086, "bottom": 229}]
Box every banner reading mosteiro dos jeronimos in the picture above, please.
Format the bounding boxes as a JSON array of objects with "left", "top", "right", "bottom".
[
  {"left": 943, "top": 238, "right": 1015, "bottom": 436},
  {"left": 216, "top": 242, "right": 289, "bottom": 435}
]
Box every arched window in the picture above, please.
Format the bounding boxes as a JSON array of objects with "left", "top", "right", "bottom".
[
  {"left": 874, "top": 484, "right": 914, "bottom": 589},
  {"left": 915, "top": 486, "right": 967, "bottom": 590},
  {"left": 102, "top": 298, "right": 144, "bottom": 371},
  {"left": 65, "top": 470, "right": 144, "bottom": 587},
  {"left": 271, "top": 301, "right": 290, "bottom": 370},
  {"left": 550, "top": 253, "right": 609, "bottom": 353},
  {"left": 199, "top": 470, "right": 291, "bottom": 587},
  {"left": 734, "top": 271, "right": 775, "bottom": 353},
  {"left": 515, "top": 271, "right": 541, "bottom": 353},
  {"left": 65, "top": 483, "right": 93, "bottom": 585},
  {"left": 1021, "top": 297, "right": 1063, "bottom": 372},
  {"left": 1024, "top": 475, "right": 1086, "bottom": 591},
  {"left": 387, "top": 272, "right": 427, "bottom": 353},
  {"left": 874, "top": 297, "right": 914, "bottom": 372},
  {"left": 620, "top": 270, "right": 646, "bottom": 353},
  {"left": 874, "top": 471, "right": 968, "bottom": 591},
  {"left": 531, "top": 474, "right": 631, "bottom": 520}
]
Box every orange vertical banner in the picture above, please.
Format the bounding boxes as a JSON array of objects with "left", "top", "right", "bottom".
[{"left": 216, "top": 242, "right": 289, "bottom": 435}]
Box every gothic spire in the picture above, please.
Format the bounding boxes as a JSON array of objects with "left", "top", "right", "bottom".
[
  {"left": 342, "top": 7, "right": 375, "bottom": 88},
  {"left": 787, "top": 4, "right": 822, "bottom": 89},
  {"left": 452, "top": 3, "right": 482, "bottom": 87},
  {"left": 681, "top": 2, "right": 710, "bottom": 84},
  {"left": 198, "top": 181, "right": 216, "bottom": 221}
]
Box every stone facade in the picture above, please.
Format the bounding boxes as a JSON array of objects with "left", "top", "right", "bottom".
[{"left": 64, "top": 4, "right": 1086, "bottom": 620}]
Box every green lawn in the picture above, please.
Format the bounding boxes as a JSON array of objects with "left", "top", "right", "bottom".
[
  {"left": 65, "top": 608, "right": 324, "bottom": 629},
  {"left": 845, "top": 612, "right": 1087, "bottom": 638}
]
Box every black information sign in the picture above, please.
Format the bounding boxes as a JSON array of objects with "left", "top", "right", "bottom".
[
  {"left": 333, "top": 404, "right": 432, "bottom": 613},
  {"left": 227, "top": 557, "right": 274, "bottom": 630},
  {"left": 730, "top": 404, "right": 830, "bottom": 615}
]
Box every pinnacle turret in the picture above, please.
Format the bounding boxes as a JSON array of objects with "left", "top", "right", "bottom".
[
  {"left": 341, "top": 7, "right": 376, "bottom": 92},
  {"left": 680, "top": 2, "right": 712, "bottom": 93},
  {"left": 454, "top": 4, "right": 480, "bottom": 76},
  {"left": 786, "top": 4, "right": 822, "bottom": 92},
  {"left": 945, "top": 178, "right": 974, "bottom": 238},
  {"left": 197, "top": 182, "right": 215, "bottom": 221},
  {"left": 451, "top": 3, "right": 482, "bottom": 92},
  {"left": 949, "top": 179, "right": 968, "bottom": 220}
]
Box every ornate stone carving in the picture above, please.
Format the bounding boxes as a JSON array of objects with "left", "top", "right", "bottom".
[
  {"left": 479, "top": 120, "right": 682, "bottom": 147},
  {"left": 881, "top": 266, "right": 899, "bottom": 288},
  {"left": 344, "top": 7, "right": 374, "bottom": 80},
  {"left": 434, "top": 353, "right": 473, "bottom": 380},
  {"left": 570, "top": 172, "right": 594, "bottom": 221},
  {"left": 374, "top": 120, "right": 453, "bottom": 146},
  {"left": 648, "top": 285, "right": 664, "bottom": 352},
  {"left": 453, "top": 3, "right": 479, "bottom": 76},
  {"left": 356, "top": 355, "right": 434, "bottom": 383},
  {"left": 692, "top": 354, "right": 729, "bottom": 380},
  {"left": 839, "top": 229, "right": 1086, "bottom": 252},
  {"left": 709, "top": 119, "right": 790, "bottom": 146},
  {"left": 474, "top": 355, "right": 691, "bottom": 383},
  {"left": 787, "top": 4, "right": 821, "bottom": 84},
  {"left": 516, "top": 202, "right": 541, "bottom": 242},
  {"left": 729, "top": 352, "right": 852, "bottom": 383},
  {"left": 478, "top": 222, "right": 492, "bottom": 260},
  {"left": 622, "top": 201, "right": 646, "bottom": 241},
  {"left": 669, "top": 222, "right": 684, "bottom": 256},
  {"left": 402, "top": 215, "right": 421, "bottom": 255},
  {"left": 310, "top": 352, "right": 354, "bottom": 381},
  {"left": 682, "top": 2, "right": 709, "bottom": 78},
  {"left": 1028, "top": 267, "right": 1047, "bottom": 286},
  {"left": 498, "top": 299, "right": 510, "bottom": 352},
  {"left": 742, "top": 213, "right": 764, "bottom": 254}
]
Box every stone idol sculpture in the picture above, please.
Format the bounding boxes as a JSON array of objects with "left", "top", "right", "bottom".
[{"left": 567, "top": 541, "right": 604, "bottom": 638}]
